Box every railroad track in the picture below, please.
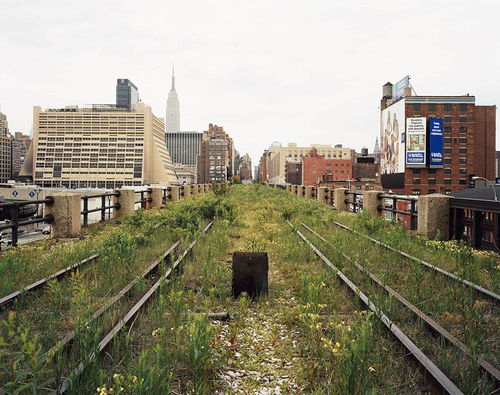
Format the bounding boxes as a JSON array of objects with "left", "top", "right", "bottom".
[
  {"left": 57, "top": 221, "right": 213, "bottom": 393},
  {"left": 0, "top": 253, "right": 100, "bottom": 310},
  {"left": 288, "top": 220, "right": 495, "bottom": 395},
  {"left": 301, "top": 222, "right": 500, "bottom": 389},
  {"left": 329, "top": 219, "right": 500, "bottom": 302}
]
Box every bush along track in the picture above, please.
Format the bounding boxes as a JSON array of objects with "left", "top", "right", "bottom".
[{"left": 0, "top": 192, "right": 233, "bottom": 393}]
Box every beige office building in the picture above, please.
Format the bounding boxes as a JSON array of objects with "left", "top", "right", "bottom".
[
  {"left": 21, "top": 103, "right": 178, "bottom": 188},
  {"left": 265, "top": 142, "right": 352, "bottom": 184}
]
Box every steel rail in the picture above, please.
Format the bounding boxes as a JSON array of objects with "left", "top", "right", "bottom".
[
  {"left": 57, "top": 222, "right": 213, "bottom": 393},
  {"left": 44, "top": 240, "right": 180, "bottom": 361},
  {"left": 301, "top": 222, "right": 500, "bottom": 384},
  {"left": 330, "top": 219, "right": 500, "bottom": 303},
  {"left": 287, "top": 220, "right": 463, "bottom": 395},
  {"left": 0, "top": 253, "right": 100, "bottom": 310}
]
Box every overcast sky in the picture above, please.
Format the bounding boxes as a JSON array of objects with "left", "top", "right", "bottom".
[{"left": 1, "top": 0, "right": 499, "bottom": 167}]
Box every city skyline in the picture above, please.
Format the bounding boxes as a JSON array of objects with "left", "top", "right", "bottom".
[{"left": 1, "top": 1, "right": 499, "bottom": 167}]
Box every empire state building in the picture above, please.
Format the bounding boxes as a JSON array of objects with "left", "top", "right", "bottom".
[{"left": 166, "top": 67, "right": 180, "bottom": 133}]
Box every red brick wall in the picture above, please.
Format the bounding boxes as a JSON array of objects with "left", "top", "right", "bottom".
[
  {"left": 302, "top": 157, "right": 352, "bottom": 185},
  {"left": 402, "top": 101, "right": 496, "bottom": 195},
  {"left": 474, "top": 105, "right": 496, "bottom": 181}
]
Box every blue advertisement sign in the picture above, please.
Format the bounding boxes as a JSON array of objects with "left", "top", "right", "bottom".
[
  {"left": 429, "top": 118, "right": 443, "bottom": 167},
  {"left": 392, "top": 75, "right": 410, "bottom": 99}
]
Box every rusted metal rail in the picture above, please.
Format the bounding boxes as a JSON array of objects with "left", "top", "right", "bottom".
[
  {"left": 330, "top": 219, "right": 500, "bottom": 303},
  {"left": 301, "top": 222, "right": 500, "bottom": 385},
  {"left": 0, "top": 253, "right": 99, "bottom": 309},
  {"left": 57, "top": 222, "right": 213, "bottom": 393},
  {"left": 287, "top": 220, "right": 464, "bottom": 395}
]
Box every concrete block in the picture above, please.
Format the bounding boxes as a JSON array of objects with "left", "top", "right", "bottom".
[
  {"left": 113, "top": 189, "right": 136, "bottom": 218},
  {"left": 418, "top": 194, "right": 451, "bottom": 240},
  {"left": 317, "top": 187, "right": 328, "bottom": 204},
  {"left": 170, "top": 186, "right": 180, "bottom": 202},
  {"left": 306, "top": 186, "right": 314, "bottom": 199},
  {"left": 46, "top": 193, "right": 81, "bottom": 238},
  {"left": 334, "top": 188, "right": 349, "bottom": 212},
  {"left": 362, "top": 191, "right": 382, "bottom": 217},
  {"left": 150, "top": 187, "right": 164, "bottom": 209},
  {"left": 183, "top": 185, "right": 191, "bottom": 198}
]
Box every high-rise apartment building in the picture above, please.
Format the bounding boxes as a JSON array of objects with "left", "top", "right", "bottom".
[
  {"left": 380, "top": 79, "right": 496, "bottom": 195},
  {"left": 165, "top": 131, "right": 202, "bottom": 166},
  {"left": 263, "top": 142, "right": 352, "bottom": 184},
  {"left": 0, "top": 111, "right": 12, "bottom": 182},
  {"left": 166, "top": 67, "right": 180, "bottom": 133},
  {"left": 12, "top": 132, "right": 31, "bottom": 180},
  {"left": 116, "top": 79, "right": 139, "bottom": 110},
  {"left": 20, "top": 103, "right": 178, "bottom": 188},
  {"left": 197, "top": 124, "right": 234, "bottom": 183},
  {"left": 239, "top": 153, "right": 252, "bottom": 181}
]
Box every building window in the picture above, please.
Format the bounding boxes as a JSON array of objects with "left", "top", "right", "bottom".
[
  {"left": 459, "top": 116, "right": 467, "bottom": 123},
  {"left": 412, "top": 178, "right": 421, "bottom": 184},
  {"left": 443, "top": 137, "right": 452, "bottom": 144},
  {"left": 444, "top": 168, "right": 452, "bottom": 174},
  {"left": 453, "top": 138, "right": 458, "bottom": 144},
  {"left": 444, "top": 127, "right": 451, "bottom": 134},
  {"left": 459, "top": 158, "right": 467, "bottom": 164},
  {"left": 459, "top": 148, "right": 467, "bottom": 154},
  {"left": 428, "top": 103, "right": 436, "bottom": 111},
  {"left": 444, "top": 148, "right": 451, "bottom": 154},
  {"left": 444, "top": 116, "right": 452, "bottom": 123},
  {"left": 459, "top": 103, "right": 467, "bottom": 112},
  {"left": 444, "top": 178, "right": 451, "bottom": 185},
  {"left": 459, "top": 168, "right": 467, "bottom": 174},
  {"left": 412, "top": 169, "right": 421, "bottom": 174},
  {"left": 428, "top": 169, "right": 436, "bottom": 174},
  {"left": 413, "top": 103, "right": 421, "bottom": 111},
  {"left": 429, "top": 178, "right": 436, "bottom": 185},
  {"left": 459, "top": 179, "right": 467, "bottom": 185},
  {"left": 460, "top": 127, "right": 467, "bottom": 134},
  {"left": 459, "top": 138, "right": 467, "bottom": 144},
  {"left": 444, "top": 103, "right": 452, "bottom": 112}
]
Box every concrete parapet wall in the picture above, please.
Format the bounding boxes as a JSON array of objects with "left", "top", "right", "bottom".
[
  {"left": 418, "top": 194, "right": 451, "bottom": 240},
  {"left": 334, "top": 188, "right": 349, "bottom": 211},
  {"left": 317, "top": 187, "right": 327, "bottom": 204},
  {"left": 306, "top": 186, "right": 314, "bottom": 199},
  {"left": 46, "top": 193, "right": 81, "bottom": 238},
  {"left": 113, "top": 189, "right": 136, "bottom": 218},
  {"left": 362, "top": 191, "right": 382, "bottom": 217},
  {"left": 150, "top": 187, "right": 164, "bottom": 209},
  {"left": 170, "top": 186, "right": 180, "bottom": 202}
]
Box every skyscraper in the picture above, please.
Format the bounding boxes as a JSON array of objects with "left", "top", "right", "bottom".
[
  {"left": 116, "top": 79, "right": 139, "bottom": 109},
  {"left": 0, "top": 110, "right": 12, "bottom": 183},
  {"left": 165, "top": 131, "right": 202, "bottom": 166},
  {"left": 166, "top": 67, "right": 180, "bottom": 133}
]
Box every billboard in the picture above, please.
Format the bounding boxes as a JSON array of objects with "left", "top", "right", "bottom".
[
  {"left": 429, "top": 118, "right": 444, "bottom": 168},
  {"left": 392, "top": 75, "right": 410, "bottom": 99},
  {"left": 380, "top": 99, "right": 405, "bottom": 175},
  {"left": 406, "top": 117, "right": 426, "bottom": 167}
]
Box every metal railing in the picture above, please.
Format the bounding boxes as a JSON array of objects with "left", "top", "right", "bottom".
[
  {"left": 0, "top": 198, "right": 55, "bottom": 247},
  {"left": 135, "top": 189, "right": 152, "bottom": 209},
  {"left": 345, "top": 191, "right": 363, "bottom": 213},
  {"left": 450, "top": 197, "right": 500, "bottom": 251},
  {"left": 378, "top": 194, "right": 418, "bottom": 230},
  {"left": 81, "top": 192, "right": 121, "bottom": 227}
]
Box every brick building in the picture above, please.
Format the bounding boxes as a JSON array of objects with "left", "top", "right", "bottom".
[
  {"left": 302, "top": 148, "right": 352, "bottom": 185},
  {"left": 12, "top": 132, "right": 31, "bottom": 180},
  {"left": 196, "top": 124, "right": 234, "bottom": 183},
  {"left": 285, "top": 160, "right": 302, "bottom": 185},
  {"left": 380, "top": 86, "right": 496, "bottom": 195}
]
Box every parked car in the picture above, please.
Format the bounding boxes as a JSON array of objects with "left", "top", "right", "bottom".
[{"left": 41, "top": 226, "right": 51, "bottom": 235}]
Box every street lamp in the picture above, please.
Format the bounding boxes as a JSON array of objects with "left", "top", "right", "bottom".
[{"left": 472, "top": 176, "right": 498, "bottom": 201}]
